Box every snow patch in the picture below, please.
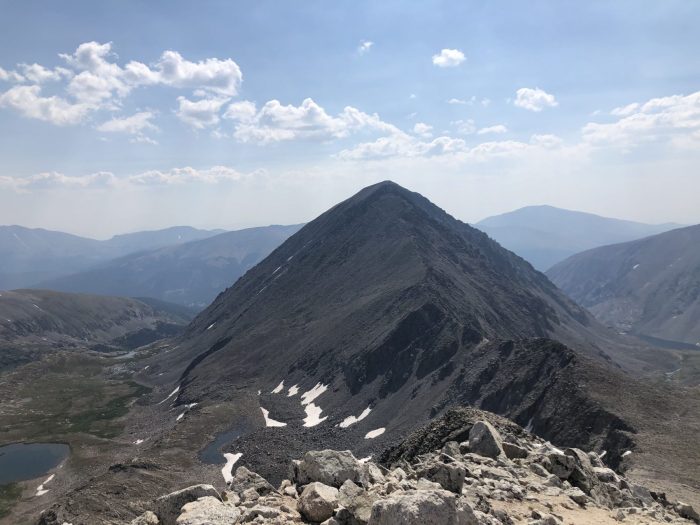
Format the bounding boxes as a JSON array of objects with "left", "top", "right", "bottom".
[
  {"left": 272, "top": 266, "right": 282, "bottom": 275},
  {"left": 35, "top": 474, "right": 55, "bottom": 497},
  {"left": 134, "top": 439, "right": 144, "bottom": 445},
  {"left": 525, "top": 418, "right": 534, "bottom": 432},
  {"left": 221, "top": 452, "right": 243, "bottom": 483},
  {"left": 358, "top": 456, "right": 372, "bottom": 463},
  {"left": 158, "top": 385, "right": 180, "bottom": 404},
  {"left": 301, "top": 383, "right": 328, "bottom": 405},
  {"left": 622, "top": 450, "right": 632, "bottom": 457},
  {"left": 365, "top": 428, "right": 385, "bottom": 439},
  {"left": 632, "top": 264, "right": 640, "bottom": 270},
  {"left": 207, "top": 323, "right": 216, "bottom": 330},
  {"left": 271, "top": 381, "right": 284, "bottom": 394},
  {"left": 261, "top": 407, "right": 287, "bottom": 427},
  {"left": 176, "top": 412, "right": 186, "bottom": 421},
  {"left": 287, "top": 384, "right": 299, "bottom": 397},
  {"left": 303, "top": 403, "right": 327, "bottom": 427},
  {"left": 339, "top": 406, "right": 372, "bottom": 428}
]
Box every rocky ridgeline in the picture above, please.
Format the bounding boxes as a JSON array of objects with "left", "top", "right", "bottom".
[
  {"left": 39, "top": 410, "right": 699, "bottom": 525},
  {"left": 104, "top": 411, "right": 699, "bottom": 525}
]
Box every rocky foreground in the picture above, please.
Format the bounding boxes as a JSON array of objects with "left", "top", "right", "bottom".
[{"left": 40, "top": 409, "right": 699, "bottom": 525}]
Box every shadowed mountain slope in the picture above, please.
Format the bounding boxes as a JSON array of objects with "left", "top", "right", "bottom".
[{"left": 548, "top": 224, "right": 700, "bottom": 347}]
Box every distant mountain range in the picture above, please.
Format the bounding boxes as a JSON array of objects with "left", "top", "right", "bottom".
[
  {"left": 38, "top": 225, "right": 303, "bottom": 308},
  {"left": 0, "top": 288, "right": 189, "bottom": 369},
  {"left": 547, "top": 224, "right": 700, "bottom": 347},
  {"left": 0, "top": 225, "right": 225, "bottom": 290},
  {"left": 475, "top": 205, "right": 682, "bottom": 271}
]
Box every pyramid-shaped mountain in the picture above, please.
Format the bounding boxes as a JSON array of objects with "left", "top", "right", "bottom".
[
  {"left": 175, "top": 181, "right": 602, "bottom": 392},
  {"left": 146, "top": 182, "right": 696, "bottom": 494}
]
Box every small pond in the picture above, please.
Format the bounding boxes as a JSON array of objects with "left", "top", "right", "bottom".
[
  {"left": 0, "top": 442, "right": 70, "bottom": 484},
  {"left": 199, "top": 419, "right": 252, "bottom": 465}
]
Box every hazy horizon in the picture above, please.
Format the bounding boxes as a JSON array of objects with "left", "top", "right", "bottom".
[{"left": 1, "top": 1, "right": 699, "bottom": 237}]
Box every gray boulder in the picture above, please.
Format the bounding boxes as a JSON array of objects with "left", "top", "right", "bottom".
[
  {"left": 229, "top": 466, "right": 275, "bottom": 499},
  {"left": 502, "top": 442, "right": 528, "bottom": 459},
  {"left": 368, "top": 489, "right": 477, "bottom": 525},
  {"left": 415, "top": 460, "right": 466, "bottom": 493},
  {"left": 176, "top": 496, "right": 241, "bottom": 525},
  {"left": 292, "top": 450, "right": 367, "bottom": 488},
  {"left": 154, "top": 484, "right": 220, "bottom": 525},
  {"left": 130, "top": 511, "right": 159, "bottom": 525},
  {"left": 546, "top": 452, "right": 575, "bottom": 479},
  {"left": 338, "top": 479, "right": 377, "bottom": 524},
  {"left": 297, "top": 482, "right": 339, "bottom": 522},
  {"left": 468, "top": 421, "right": 505, "bottom": 460}
]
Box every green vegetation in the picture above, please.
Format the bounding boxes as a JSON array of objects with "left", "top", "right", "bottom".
[{"left": 0, "top": 483, "right": 22, "bottom": 519}]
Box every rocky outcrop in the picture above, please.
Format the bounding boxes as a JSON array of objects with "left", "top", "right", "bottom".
[{"left": 123, "top": 412, "right": 697, "bottom": 525}]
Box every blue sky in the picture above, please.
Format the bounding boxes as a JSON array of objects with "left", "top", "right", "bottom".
[{"left": 0, "top": 1, "right": 698, "bottom": 237}]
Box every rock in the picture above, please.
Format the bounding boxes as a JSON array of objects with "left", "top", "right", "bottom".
[
  {"left": 338, "top": 480, "right": 377, "bottom": 524},
  {"left": 364, "top": 463, "right": 386, "bottom": 485},
  {"left": 368, "top": 490, "right": 477, "bottom": 525},
  {"left": 415, "top": 460, "right": 466, "bottom": 493},
  {"left": 130, "top": 511, "right": 159, "bottom": 525},
  {"left": 566, "top": 487, "right": 588, "bottom": 506},
  {"left": 292, "top": 450, "right": 367, "bottom": 488},
  {"left": 593, "top": 467, "right": 618, "bottom": 483},
  {"left": 229, "top": 466, "right": 276, "bottom": 499},
  {"left": 468, "top": 421, "right": 505, "bottom": 460},
  {"left": 530, "top": 463, "right": 550, "bottom": 478},
  {"left": 175, "top": 496, "right": 241, "bottom": 525},
  {"left": 441, "top": 441, "right": 462, "bottom": 460},
  {"left": 546, "top": 452, "right": 575, "bottom": 479},
  {"left": 239, "top": 504, "right": 284, "bottom": 522},
  {"left": 155, "top": 485, "right": 220, "bottom": 525},
  {"left": 675, "top": 502, "right": 700, "bottom": 523},
  {"left": 297, "top": 482, "right": 339, "bottom": 523},
  {"left": 502, "top": 442, "right": 528, "bottom": 460}
]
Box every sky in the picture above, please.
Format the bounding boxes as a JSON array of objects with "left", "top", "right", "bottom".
[{"left": 0, "top": 0, "right": 698, "bottom": 238}]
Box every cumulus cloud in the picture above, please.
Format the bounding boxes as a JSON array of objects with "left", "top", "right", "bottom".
[
  {"left": 0, "top": 85, "right": 92, "bottom": 125},
  {"left": 224, "top": 97, "right": 400, "bottom": 144},
  {"left": 477, "top": 124, "right": 508, "bottom": 135},
  {"left": 97, "top": 111, "right": 159, "bottom": 143},
  {"left": 175, "top": 96, "right": 230, "bottom": 129},
  {"left": 413, "top": 122, "right": 433, "bottom": 138},
  {"left": 514, "top": 87, "right": 558, "bottom": 112},
  {"left": 358, "top": 40, "right": 374, "bottom": 55},
  {"left": 0, "top": 41, "right": 243, "bottom": 127},
  {"left": 453, "top": 119, "right": 476, "bottom": 135},
  {"left": 432, "top": 49, "right": 466, "bottom": 68},
  {"left": 582, "top": 91, "right": 700, "bottom": 150}
]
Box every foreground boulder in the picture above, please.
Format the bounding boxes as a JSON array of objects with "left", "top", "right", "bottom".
[
  {"left": 468, "top": 421, "right": 505, "bottom": 460},
  {"left": 291, "top": 450, "right": 367, "bottom": 488},
  {"left": 297, "top": 482, "right": 339, "bottom": 522},
  {"left": 367, "top": 489, "right": 476, "bottom": 525},
  {"left": 154, "top": 484, "right": 220, "bottom": 525},
  {"left": 175, "top": 496, "right": 241, "bottom": 524}
]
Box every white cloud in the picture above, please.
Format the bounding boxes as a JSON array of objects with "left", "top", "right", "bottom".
[
  {"left": 97, "top": 111, "right": 159, "bottom": 143},
  {"left": 0, "top": 85, "right": 92, "bottom": 125},
  {"left": 0, "top": 41, "right": 243, "bottom": 127},
  {"left": 225, "top": 97, "right": 400, "bottom": 144},
  {"left": 432, "top": 49, "right": 466, "bottom": 68},
  {"left": 0, "top": 66, "right": 24, "bottom": 83},
  {"left": 1, "top": 165, "right": 262, "bottom": 192},
  {"left": 358, "top": 40, "right": 374, "bottom": 55},
  {"left": 477, "top": 124, "right": 508, "bottom": 135},
  {"left": 447, "top": 96, "right": 490, "bottom": 107},
  {"left": 447, "top": 98, "right": 467, "bottom": 105},
  {"left": 582, "top": 91, "right": 700, "bottom": 150},
  {"left": 176, "top": 96, "right": 230, "bottom": 129},
  {"left": 97, "top": 111, "right": 158, "bottom": 134},
  {"left": 413, "top": 122, "right": 433, "bottom": 138},
  {"left": 514, "top": 87, "right": 558, "bottom": 112},
  {"left": 453, "top": 119, "right": 476, "bottom": 135},
  {"left": 610, "top": 102, "right": 639, "bottom": 116},
  {"left": 530, "top": 134, "right": 563, "bottom": 148},
  {"left": 18, "top": 63, "right": 72, "bottom": 84}
]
